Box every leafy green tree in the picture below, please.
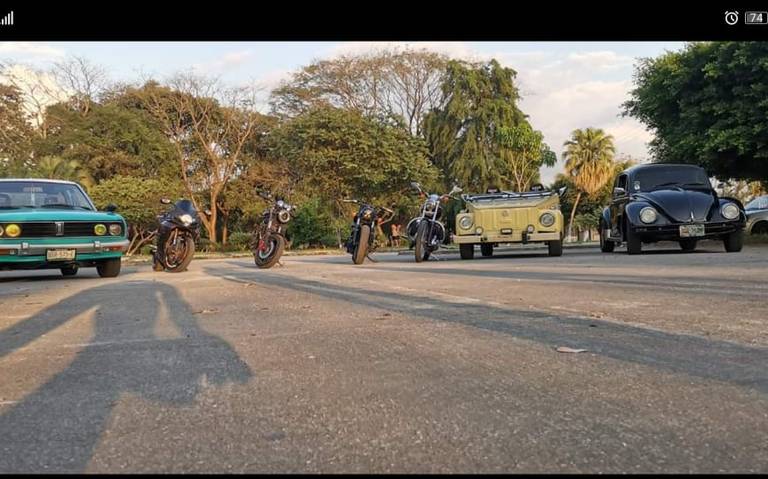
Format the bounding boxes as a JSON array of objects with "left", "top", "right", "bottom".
[
  {"left": 89, "top": 175, "right": 184, "bottom": 255},
  {"left": 31, "top": 156, "right": 95, "bottom": 189},
  {"left": 423, "top": 59, "right": 525, "bottom": 191},
  {"left": 497, "top": 122, "right": 557, "bottom": 191},
  {"left": 0, "top": 84, "right": 34, "bottom": 176},
  {"left": 624, "top": 41, "right": 768, "bottom": 182},
  {"left": 286, "top": 198, "right": 338, "bottom": 248},
  {"left": 562, "top": 128, "right": 616, "bottom": 239}
]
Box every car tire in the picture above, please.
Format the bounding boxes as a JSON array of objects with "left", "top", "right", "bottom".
[
  {"left": 548, "top": 240, "right": 563, "bottom": 257},
  {"left": 480, "top": 243, "right": 493, "bottom": 257},
  {"left": 679, "top": 239, "right": 697, "bottom": 252},
  {"left": 752, "top": 221, "right": 768, "bottom": 236},
  {"left": 724, "top": 230, "right": 743, "bottom": 253},
  {"left": 625, "top": 221, "right": 642, "bottom": 255},
  {"left": 60, "top": 265, "right": 78, "bottom": 277},
  {"left": 96, "top": 258, "right": 121, "bottom": 278},
  {"left": 599, "top": 221, "right": 615, "bottom": 253},
  {"left": 459, "top": 243, "right": 474, "bottom": 260}
]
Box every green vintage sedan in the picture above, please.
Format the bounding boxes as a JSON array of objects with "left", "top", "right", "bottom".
[{"left": 0, "top": 179, "right": 128, "bottom": 277}]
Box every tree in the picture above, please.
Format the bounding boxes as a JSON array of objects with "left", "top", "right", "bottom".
[
  {"left": 271, "top": 47, "right": 448, "bottom": 135},
  {"left": 423, "top": 59, "right": 526, "bottom": 191},
  {"left": 562, "top": 128, "right": 616, "bottom": 239},
  {"left": 497, "top": 122, "right": 557, "bottom": 191},
  {"left": 0, "top": 84, "right": 34, "bottom": 176},
  {"left": 268, "top": 106, "right": 438, "bottom": 243},
  {"left": 624, "top": 41, "right": 768, "bottom": 182},
  {"left": 31, "top": 156, "right": 94, "bottom": 189},
  {"left": 89, "top": 175, "right": 184, "bottom": 255},
  {"left": 135, "top": 75, "right": 267, "bottom": 244}
]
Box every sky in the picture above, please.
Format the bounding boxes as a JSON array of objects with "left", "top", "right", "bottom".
[{"left": 0, "top": 41, "right": 686, "bottom": 184}]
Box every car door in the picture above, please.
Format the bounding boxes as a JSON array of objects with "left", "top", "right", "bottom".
[{"left": 610, "top": 174, "right": 629, "bottom": 238}]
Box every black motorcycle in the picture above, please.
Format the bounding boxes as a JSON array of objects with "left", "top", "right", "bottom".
[
  {"left": 151, "top": 198, "right": 203, "bottom": 273},
  {"left": 251, "top": 190, "right": 294, "bottom": 269},
  {"left": 406, "top": 182, "right": 463, "bottom": 263},
  {"left": 343, "top": 199, "right": 394, "bottom": 265}
]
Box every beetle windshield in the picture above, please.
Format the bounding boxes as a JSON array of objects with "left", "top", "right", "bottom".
[
  {"left": 631, "top": 166, "right": 711, "bottom": 192},
  {"left": 745, "top": 195, "right": 768, "bottom": 211},
  {"left": 0, "top": 181, "right": 94, "bottom": 210}
]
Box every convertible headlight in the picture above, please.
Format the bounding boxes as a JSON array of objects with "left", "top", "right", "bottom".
[
  {"left": 639, "top": 207, "right": 658, "bottom": 224},
  {"left": 721, "top": 202, "right": 739, "bottom": 220},
  {"left": 539, "top": 212, "right": 555, "bottom": 227},
  {"left": 109, "top": 224, "right": 123, "bottom": 236},
  {"left": 4, "top": 224, "right": 20, "bottom": 238},
  {"left": 0, "top": 225, "right": 4, "bottom": 237},
  {"left": 179, "top": 214, "right": 194, "bottom": 226},
  {"left": 94, "top": 224, "right": 107, "bottom": 236},
  {"left": 459, "top": 216, "right": 473, "bottom": 230},
  {"left": 475, "top": 226, "right": 484, "bottom": 235}
]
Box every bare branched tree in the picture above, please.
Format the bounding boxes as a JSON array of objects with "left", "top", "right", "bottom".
[
  {"left": 0, "top": 61, "right": 69, "bottom": 139},
  {"left": 51, "top": 56, "right": 108, "bottom": 116}
]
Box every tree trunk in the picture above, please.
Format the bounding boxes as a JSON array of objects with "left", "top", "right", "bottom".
[{"left": 567, "top": 191, "right": 582, "bottom": 242}]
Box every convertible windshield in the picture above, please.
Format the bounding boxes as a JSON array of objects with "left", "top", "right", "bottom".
[
  {"left": 745, "top": 195, "right": 768, "bottom": 211},
  {"left": 0, "top": 181, "right": 94, "bottom": 210},
  {"left": 631, "top": 166, "right": 711, "bottom": 192}
]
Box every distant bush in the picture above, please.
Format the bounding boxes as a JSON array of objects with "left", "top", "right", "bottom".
[
  {"left": 225, "top": 231, "right": 252, "bottom": 252},
  {"left": 287, "top": 199, "right": 339, "bottom": 248}
]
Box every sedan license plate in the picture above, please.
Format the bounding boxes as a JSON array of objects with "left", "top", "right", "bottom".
[
  {"left": 46, "top": 249, "right": 76, "bottom": 261},
  {"left": 679, "top": 224, "right": 705, "bottom": 238}
]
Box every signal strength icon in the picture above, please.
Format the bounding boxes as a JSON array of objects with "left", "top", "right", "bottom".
[{"left": 0, "top": 11, "right": 13, "bottom": 26}]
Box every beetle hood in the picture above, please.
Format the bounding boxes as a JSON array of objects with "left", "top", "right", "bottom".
[{"left": 634, "top": 188, "right": 716, "bottom": 223}]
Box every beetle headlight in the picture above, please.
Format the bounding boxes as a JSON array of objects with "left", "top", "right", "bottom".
[
  {"left": 721, "top": 202, "right": 739, "bottom": 220},
  {"left": 179, "top": 214, "right": 194, "bottom": 226},
  {"left": 94, "top": 224, "right": 107, "bottom": 236},
  {"left": 109, "top": 224, "right": 123, "bottom": 236},
  {"left": 639, "top": 207, "right": 658, "bottom": 224},
  {"left": 540, "top": 212, "right": 555, "bottom": 227},
  {"left": 459, "top": 216, "right": 473, "bottom": 230}
]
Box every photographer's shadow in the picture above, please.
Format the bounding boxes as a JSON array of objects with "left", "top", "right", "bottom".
[{"left": 0, "top": 281, "right": 252, "bottom": 473}]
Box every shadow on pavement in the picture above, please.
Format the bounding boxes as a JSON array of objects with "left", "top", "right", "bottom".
[
  {"left": 204, "top": 263, "right": 768, "bottom": 396},
  {"left": 0, "top": 281, "right": 252, "bottom": 473}
]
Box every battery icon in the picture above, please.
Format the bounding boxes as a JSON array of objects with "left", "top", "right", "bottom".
[{"left": 745, "top": 11, "right": 768, "bottom": 24}]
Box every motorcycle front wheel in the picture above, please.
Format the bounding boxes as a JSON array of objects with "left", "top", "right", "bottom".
[
  {"left": 352, "top": 225, "right": 370, "bottom": 265},
  {"left": 414, "top": 221, "right": 431, "bottom": 263},
  {"left": 254, "top": 234, "right": 286, "bottom": 269},
  {"left": 164, "top": 230, "right": 195, "bottom": 273}
]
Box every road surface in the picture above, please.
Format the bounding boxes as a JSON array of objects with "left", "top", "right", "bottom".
[{"left": 1, "top": 241, "right": 767, "bottom": 473}]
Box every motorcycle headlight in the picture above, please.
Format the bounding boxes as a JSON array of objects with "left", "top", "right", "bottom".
[
  {"left": 425, "top": 200, "right": 437, "bottom": 212},
  {"left": 94, "top": 224, "right": 107, "bottom": 236},
  {"left": 109, "top": 224, "right": 123, "bottom": 236},
  {"left": 639, "top": 207, "right": 658, "bottom": 224},
  {"left": 277, "top": 210, "right": 291, "bottom": 223},
  {"left": 721, "top": 202, "right": 739, "bottom": 220},
  {"left": 362, "top": 209, "right": 373, "bottom": 220},
  {"left": 4, "top": 224, "right": 20, "bottom": 238},
  {"left": 459, "top": 216, "right": 473, "bottom": 230},
  {"left": 179, "top": 214, "right": 194, "bottom": 226},
  {"left": 539, "top": 212, "right": 555, "bottom": 227}
]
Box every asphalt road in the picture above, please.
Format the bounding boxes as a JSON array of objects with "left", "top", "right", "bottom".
[{"left": 1, "top": 241, "right": 767, "bottom": 473}]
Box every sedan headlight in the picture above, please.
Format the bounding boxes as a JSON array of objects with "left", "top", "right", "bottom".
[
  {"left": 539, "top": 212, "right": 555, "bottom": 227},
  {"left": 179, "top": 214, "right": 194, "bottom": 226},
  {"left": 639, "top": 207, "right": 658, "bottom": 224},
  {"left": 459, "top": 216, "right": 473, "bottom": 230},
  {"left": 721, "top": 202, "right": 740, "bottom": 220},
  {"left": 109, "top": 224, "right": 123, "bottom": 236},
  {"left": 94, "top": 224, "right": 107, "bottom": 236},
  {"left": 5, "top": 224, "right": 21, "bottom": 238}
]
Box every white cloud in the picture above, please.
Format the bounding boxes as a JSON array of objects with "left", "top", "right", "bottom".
[
  {"left": 0, "top": 42, "right": 65, "bottom": 58},
  {"left": 566, "top": 51, "right": 634, "bottom": 71},
  {"left": 193, "top": 50, "right": 253, "bottom": 74}
]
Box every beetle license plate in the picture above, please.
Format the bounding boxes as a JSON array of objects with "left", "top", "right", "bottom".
[
  {"left": 46, "top": 249, "right": 76, "bottom": 261},
  {"left": 679, "top": 224, "right": 705, "bottom": 237}
]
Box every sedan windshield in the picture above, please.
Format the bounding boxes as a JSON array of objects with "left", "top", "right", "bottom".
[
  {"left": 631, "top": 166, "right": 711, "bottom": 192},
  {"left": 745, "top": 195, "right": 768, "bottom": 211},
  {"left": 0, "top": 181, "right": 94, "bottom": 210}
]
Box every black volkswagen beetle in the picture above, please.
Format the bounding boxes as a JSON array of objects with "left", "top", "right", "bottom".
[{"left": 599, "top": 164, "right": 746, "bottom": 254}]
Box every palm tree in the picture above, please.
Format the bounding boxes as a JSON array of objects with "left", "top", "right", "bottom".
[
  {"left": 33, "top": 156, "right": 95, "bottom": 190},
  {"left": 562, "top": 128, "right": 616, "bottom": 241}
]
